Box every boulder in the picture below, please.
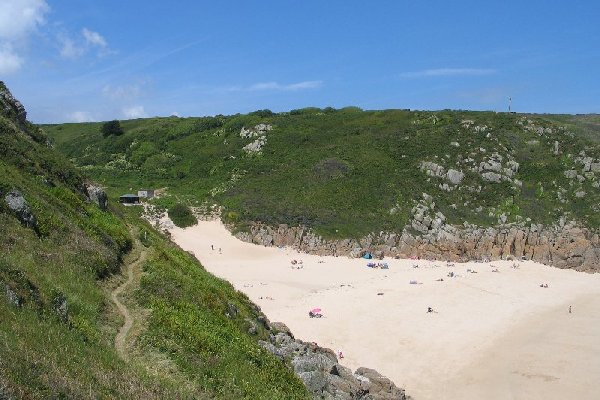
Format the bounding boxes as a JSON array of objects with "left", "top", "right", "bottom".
[
  {"left": 446, "top": 169, "right": 464, "bottom": 184},
  {"left": 261, "top": 321, "right": 408, "bottom": 399},
  {"left": 4, "top": 191, "right": 37, "bottom": 230},
  {"left": 84, "top": 183, "right": 108, "bottom": 210},
  {"left": 481, "top": 172, "right": 502, "bottom": 183}
]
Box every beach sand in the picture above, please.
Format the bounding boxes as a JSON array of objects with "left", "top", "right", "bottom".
[{"left": 170, "top": 220, "right": 600, "bottom": 400}]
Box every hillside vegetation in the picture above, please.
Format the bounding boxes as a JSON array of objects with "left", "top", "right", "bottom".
[
  {"left": 45, "top": 108, "right": 600, "bottom": 239},
  {"left": 1, "top": 82, "right": 308, "bottom": 398}
]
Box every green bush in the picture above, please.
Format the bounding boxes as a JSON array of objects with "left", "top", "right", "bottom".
[
  {"left": 101, "top": 120, "right": 124, "bottom": 137},
  {"left": 168, "top": 203, "right": 197, "bottom": 228}
]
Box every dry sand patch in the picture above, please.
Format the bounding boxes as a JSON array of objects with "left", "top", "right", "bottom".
[{"left": 171, "top": 221, "right": 600, "bottom": 399}]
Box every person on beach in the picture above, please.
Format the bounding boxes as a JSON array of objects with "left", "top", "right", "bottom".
[
  {"left": 569, "top": 305, "right": 572, "bottom": 314},
  {"left": 427, "top": 307, "right": 434, "bottom": 313}
]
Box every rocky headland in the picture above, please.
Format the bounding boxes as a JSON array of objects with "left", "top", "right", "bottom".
[{"left": 233, "top": 215, "right": 599, "bottom": 272}]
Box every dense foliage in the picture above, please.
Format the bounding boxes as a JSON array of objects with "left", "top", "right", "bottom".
[
  {"left": 45, "top": 108, "right": 600, "bottom": 239},
  {"left": 101, "top": 119, "right": 124, "bottom": 137},
  {"left": 168, "top": 203, "right": 197, "bottom": 228}
]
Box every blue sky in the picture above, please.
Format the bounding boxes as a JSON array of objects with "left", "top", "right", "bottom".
[{"left": 1, "top": 0, "right": 599, "bottom": 123}]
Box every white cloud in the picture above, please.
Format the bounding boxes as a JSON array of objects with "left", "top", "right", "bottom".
[
  {"left": 58, "top": 28, "right": 111, "bottom": 59},
  {"left": 0, "top": 45, "right": 23, "bottom": 74},
  {"left": 400, "top": 68, "right": 496, "bottom": 78},
  {"left": 59, "top": 35, "right": 84, "bottom": 59},
  {"left": 82, "top": 28, "right": 107, "bottom": 48},
  {"left": 67, "top": 111, "right": 95, "bottom": 122},
  {"left": 0, "top": 0, "right": 49, "bottom": 40},
  {"left": 0, "top": 0, "right": 49, "bottom": 73},
  {"left": 102, "top": 83, "right": 143, "bottom": 100},
  {"left": 122, "top": 105, "right": 147, "bottom": 119},
  {"left": 247, "top": 80, "right": 323, "bottom": 91}
]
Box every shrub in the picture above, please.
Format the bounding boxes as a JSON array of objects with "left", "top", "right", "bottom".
[
  {"left": 101, "top": 120, "right": 124, "bottom": 137},
  {"left": 168, "top": 203, "right": 197, "bottom": 228}
]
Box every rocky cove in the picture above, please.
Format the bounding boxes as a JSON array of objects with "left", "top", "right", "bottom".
[{"left": 232, "top": 220, "right": 600, "bottom": 272}]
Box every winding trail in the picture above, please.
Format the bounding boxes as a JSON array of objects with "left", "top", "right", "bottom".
[{"left": 112, "top": 240, "right": 148, "bottom": 360}]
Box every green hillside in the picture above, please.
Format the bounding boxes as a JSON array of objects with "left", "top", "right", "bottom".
[
  {"left": 45, "top": 108, "right": 600, "bottom": 239},
  {"left": 1, "top": 83, "right": 308, "bottom": 398}
]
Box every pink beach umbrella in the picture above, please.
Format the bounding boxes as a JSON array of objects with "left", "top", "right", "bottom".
[{"left": 310, "top": 308, "right": 322, "bottom": 314}]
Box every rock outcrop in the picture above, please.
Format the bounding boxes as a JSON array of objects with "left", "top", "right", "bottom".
[
  {"left": 4, "top": 191, "right": 37, "bottom": 230},
  {"left": 0, "top": 81, "right": 27, "bottom": 129},
  {"left": 233, "top": 219, "right": 600, "bottom": 272},
  {"left": 259, "top": 322, "right": 408, "bottom": 399},
  {"left": 83, "top": 183, "right": 108, "bottom": 210}
]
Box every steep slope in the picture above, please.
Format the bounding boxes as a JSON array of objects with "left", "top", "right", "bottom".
[
  {"left": 45, "top": 108, "right": 600, "bottom": 270},
  {"left": 0, "top": 83, "right": 312, "bottom": 398}
]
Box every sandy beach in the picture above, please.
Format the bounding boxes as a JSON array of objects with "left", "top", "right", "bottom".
[{"left": 170, "top": 221, "right": 600, "bottom": 400}]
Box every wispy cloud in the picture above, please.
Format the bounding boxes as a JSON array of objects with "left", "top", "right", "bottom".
[
  {"left": 0, "top": 44, "right": 23, "bottom": 74},
  {"left": 400, "top": 68, "right": 496, "bottom": 78},
  {"left": 122, "top": 105, "right": 147, "bottom": 119},
  {"left": 102, "top": 82, "right": 145, "bottom": 100},
  {"left": 59, "top": 34, "right": 84, "bottom": 59},
  {"left": 67, "top": 111, "right": 95, "bottom": 122},
  {"left": 0, "top": 0, "right": 49, "bottom": 73},
  {"left": 82, "top": 28, "right": 107, "bottom": 48},
  {"left": 223, "top": 80, "right": 323, "bottom": 92},
  {"left": 58, "top": 27, "right": 112, "bottom": 59}
]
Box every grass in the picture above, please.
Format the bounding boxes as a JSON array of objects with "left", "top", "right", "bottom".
[
  {"left": 44, "top": 108, "right": 600, "bottom": 238},
  {"left": 0, "top": 86, "right": 309, "bottom": 399}
]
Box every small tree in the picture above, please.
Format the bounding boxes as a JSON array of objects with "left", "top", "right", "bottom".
[
  {"left": 101, "top": 120, "right": 124, "bottom": 137},
  {"left": 168, "top": 203, "right": 197, "bottom": 228}
]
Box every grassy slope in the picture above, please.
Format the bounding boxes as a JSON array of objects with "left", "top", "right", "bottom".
[
  {"left": 1, "top": 87, "right": 307, "bottom": 398},
  {"left": 45, "top": 108, "right": 600, "bottom": 239}
]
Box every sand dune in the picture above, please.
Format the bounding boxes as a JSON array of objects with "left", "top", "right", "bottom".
[{"left": 170, "top": 220, "right": 600, "bottom": 400}]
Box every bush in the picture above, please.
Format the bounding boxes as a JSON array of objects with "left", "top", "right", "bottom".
[
  {"left": 101, "top": 120, "right": 124, "bottom": 138},
  {"left": 168, "top": 203, "right": 197, "bottom": 228}
]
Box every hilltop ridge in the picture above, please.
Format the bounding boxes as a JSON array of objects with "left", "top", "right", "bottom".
[{"left": 45, "top": 107, "right": 600, "bottom": 270}]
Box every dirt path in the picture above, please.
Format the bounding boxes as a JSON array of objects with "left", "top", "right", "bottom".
[{"left": 112, "top": 241, "right": 148, "bottom": 360}]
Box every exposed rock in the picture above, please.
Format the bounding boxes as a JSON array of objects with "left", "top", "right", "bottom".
[
  {"left": 0, "top": 81, "right": 27, "bottom": 129},
  {"left": 240, "top": 123, "right": 272, "bottom": 138},
  {"left": 260, "top": 322, "right": 408, "bottom": 399},
  {"left": 245, "top": 317, "right": 259, "bottom": 335},
  {"left": 419, "top": 161, "right": 445, "bottom": 178},
  {"left": 243, "top": 136, "right": 267, "bottom": 154},
  {"left": 446, "top": 169, "right": 464, "bottom": 184},
  {"left": 226, "top": 303, "right": 238, "bottom": 318},
  {"left": 481, "top": 171, "right": 502, "bottom": 183},
  {"left": 4, "top": 191, "right": 37, "bottom": 230},
  {"left": 52, "top": 293, "right": 69, "bottom": 322},
  {"left": 4, "top": 284, "right": 21, "bottom": 307},
  {"left": 83, "top": 183, "right": 108, "bottom": 210},
  {"left": 232, "top": 220, "right": 600, "bottom": 272},
  {"left": 564, "top": 170, "right": 577, "bottom": 179}
]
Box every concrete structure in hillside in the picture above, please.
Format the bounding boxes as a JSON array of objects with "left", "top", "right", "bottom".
[
  {"left": 119, "top": 194, "right": 140, "bottom": 205},
  {"left": 137, "top": 189, "right": 155, "bottom": 199}
]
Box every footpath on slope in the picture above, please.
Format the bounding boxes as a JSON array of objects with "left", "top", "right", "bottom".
[{"left": 111, "top": 233, "right": 148, "bottom": 360}]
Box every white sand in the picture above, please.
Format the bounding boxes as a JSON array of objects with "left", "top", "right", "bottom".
[{"left": 170, "top": 221, "right": 600, "bottom": 400}]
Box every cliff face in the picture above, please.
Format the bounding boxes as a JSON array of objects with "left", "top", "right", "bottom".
[
  {"left": 234, "top": 220, "right": 599, "bottom": 272},
  {"left": 0, "top": 81, "right": 27, "bottom": 128}
]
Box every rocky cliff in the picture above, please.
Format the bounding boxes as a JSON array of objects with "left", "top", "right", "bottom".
[
  {"left": 257, "top": 320, "right": 408, "bottom": 399},
  {"left": 233, "top": 217, "right": 599, "bottom": 272}
]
